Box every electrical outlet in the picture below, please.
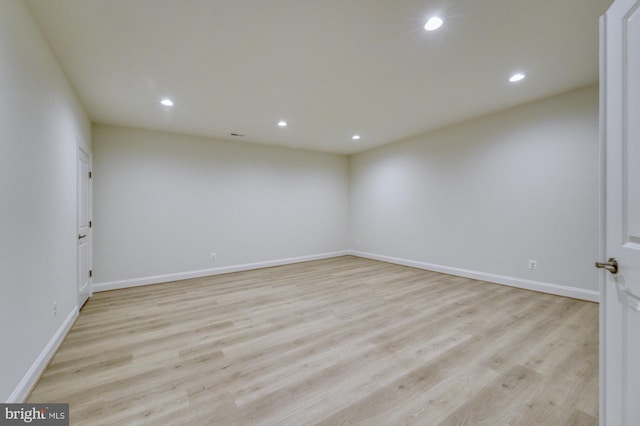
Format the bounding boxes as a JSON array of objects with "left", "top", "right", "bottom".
[
  {"left": 356, "top": 239, "right": 361, "bottom": 246},
  {"left": 210, "top": 253, "right": 216, "bottom": 261},
  {"left": 53, "top": 302, "right": 57, "bottom": 317},
  {"left": 528, "top": 260, "right": 537, "bottom": 270}
]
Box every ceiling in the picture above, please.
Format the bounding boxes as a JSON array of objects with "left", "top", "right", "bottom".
[{"left": 26, "top": 0, "right": 612, "bottom": 155}]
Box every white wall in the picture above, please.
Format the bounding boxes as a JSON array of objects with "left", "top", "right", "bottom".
[
  {"left": 92, "top": 125, "right": 349, "bottom": 288},
  {"left": 350, "top": 86, "right": 600, "bottom": 300},
  {"left": 0, "top": 0, "right": 91, "bottom": 402}
]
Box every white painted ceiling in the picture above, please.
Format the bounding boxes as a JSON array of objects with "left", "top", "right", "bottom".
[{"left": 26, "top": 0, "right": 612, "bottom": 154}]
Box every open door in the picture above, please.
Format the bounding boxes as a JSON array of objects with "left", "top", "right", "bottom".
[
  {"left": 598, "top": 0, "right": 640, "bottom": 424},
  {"left": 77, "top": 146, "right": 92, "bottom": 308}
]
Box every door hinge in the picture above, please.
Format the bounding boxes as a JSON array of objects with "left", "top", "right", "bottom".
[
  {"left": 89, "top": 220, "right": 92, "bottom": 228},
  {"left": 89, "top": 171, "right": 92, "bottom": 179},
  {"left": 89, "top": 270, "right": 93, "bottom": 278}
]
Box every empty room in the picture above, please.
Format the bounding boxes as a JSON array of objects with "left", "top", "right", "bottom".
[{"left": 2, "top": 0, "right": 639, "bottom": 424}]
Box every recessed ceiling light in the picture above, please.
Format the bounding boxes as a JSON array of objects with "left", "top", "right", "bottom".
[
  {"left": 509, "top": 73, "right": 526, "bottom": 83},
  {"left": 278, "top": 121, "right": 288, "bottom": 127},
  {"left": 352, "top": 135, "right": 361, "bottom": 140},
  {"left": 160, "top": 98, "right": 174, "bottom": 106},
  {"left": 424, "top": 17, "right": 443, "bottom": 31}
]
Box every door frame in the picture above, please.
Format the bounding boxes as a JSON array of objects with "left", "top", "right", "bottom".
[
  {"left": 598, "top": 13, "right": 607, "bottom": 424},
  {"left": 77, "top": 142, "right": 92, "bottom": 308}
]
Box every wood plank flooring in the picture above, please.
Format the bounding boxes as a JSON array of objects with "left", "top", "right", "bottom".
[{"left": 28, "top": 256, "right": 598, "bottom": 425}]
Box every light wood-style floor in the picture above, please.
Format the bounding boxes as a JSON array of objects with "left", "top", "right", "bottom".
[{"left": 28, "top": 256, "right": 598, "bottom": 425}]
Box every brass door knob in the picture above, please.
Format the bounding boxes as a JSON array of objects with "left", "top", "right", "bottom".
[{"left": 595, "top": 258, "right": 618, "bottom": 274}]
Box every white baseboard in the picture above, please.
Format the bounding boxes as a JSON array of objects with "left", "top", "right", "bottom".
[
  {"left": 8, "top": 307, "right": 78, "bottom": 403},
  {"left": 93, "top": 250, "right": 351, "bottom": 292},
  {"left": 93, "top": 249, "right": 600, "bottom": 302},
  {"left": 349, "top": 250, "right": 599, "bottom": 302}
]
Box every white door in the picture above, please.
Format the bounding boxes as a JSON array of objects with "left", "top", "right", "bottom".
[
  {"left": 599, "top": 0, "right": 640, "bottom": 424},
  {"left": 77, "top": 146, "right": 92, "bottom": 308}
]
